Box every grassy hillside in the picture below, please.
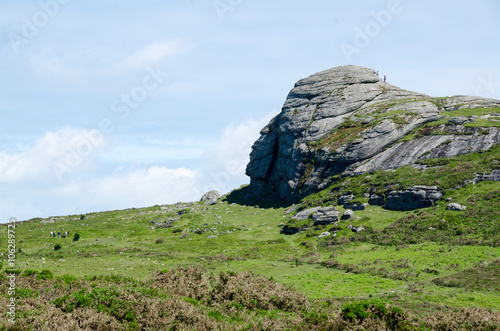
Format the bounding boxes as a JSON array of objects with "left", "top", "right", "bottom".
[{"left": 1, "top": 145, "right": 499, "bottom": 330}]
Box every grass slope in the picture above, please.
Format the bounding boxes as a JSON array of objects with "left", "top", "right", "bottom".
[{"left": 1, "top": 145, "right": 499, "bottom": 330}]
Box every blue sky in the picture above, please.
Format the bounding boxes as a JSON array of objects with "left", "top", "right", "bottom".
[{"left": 1, "top": 0, "right": 499, "bottom": 222}]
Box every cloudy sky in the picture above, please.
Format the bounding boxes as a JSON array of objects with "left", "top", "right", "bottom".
[{"left": 1, "top": 0, "right": 499, "bottom": 222}]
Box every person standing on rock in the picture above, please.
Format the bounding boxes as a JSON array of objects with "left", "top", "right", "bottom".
[{"left": 383, "top": 75, "right": 386, "bottom": 82}]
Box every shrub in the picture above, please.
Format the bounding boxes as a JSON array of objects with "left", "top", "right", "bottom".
[
  {"left": 155, "top": 238, "right": 163, "bottom": 244},
  {"left": 37, "top": 269, "right": 54, "bottom": 280},
  {"left": 80, "top": 215, "right": 86, "bottom": 220},
  {"left": 21, "top": 269, "right": 38, "bottom": 277},
  {"left": 172, "top": 228, "right": 182, "bottom": 233},
  {"left": 73, "top": 233, "right": 80, "bottom": 242},
  {"left": 54, "top": 244, "right": 62, "bottom": 251}
]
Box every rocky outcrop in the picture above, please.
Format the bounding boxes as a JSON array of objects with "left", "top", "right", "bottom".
[
  {"left": 292, "top": 207, "right": 321, "bottom": 221},
  {"left": 246, "top": 65, "right": 500, "bottom": 202},
  {"left": 200, "top": 191, "right": 221, "bottom": 205},
  {"left": 473, "top": 169, "right": 500, "bottom": 184},
  {"left": 352, "top": 126, "right": 499, "bottom": 175},
  {"left": 311, "top": 207, "right": 340, "bottom": 225},
  {"left": 386, "top": 186, "right": 442, "bottom": 211},
  {"left": 347, "top": 225, "right": 365, "bottom": 233}
]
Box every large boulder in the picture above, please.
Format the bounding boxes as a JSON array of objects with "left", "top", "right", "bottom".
[
  {"left": 386, "top": 186, "right": 442, "bottom": 211},
  {"left": 341, "top": 209, "right": 354, "bottom": 220},
  {"left": 292, "top": 207, "right": 321, "bottom": 220},
  {"left": 311, "top": 207, "right": 340, "bottom": 225},
  {"left": 200, "top": 191, "right": 221, "bottom": 205}
]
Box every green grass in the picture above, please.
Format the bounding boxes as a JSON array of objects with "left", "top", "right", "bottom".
[{"left": 2, "top": 143, "right": 500, "bottom": 328}]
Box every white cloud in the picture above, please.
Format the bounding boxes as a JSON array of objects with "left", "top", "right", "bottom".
[
  {"left": 0, "top": 126, "right": 108, "bottom": 185},
  {"left": 113, "top": 39, "right": 194, "bottom": 74},
  {"left": 0, "top": 112, "right": 276, "bottom": 222},
  {"left": 197, "top": 111, "right": 277, "bottom": 194}
]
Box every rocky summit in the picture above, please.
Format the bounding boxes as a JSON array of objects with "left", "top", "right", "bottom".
[{"left": 246, "top": 65, "right": 500, "bottom": 202}]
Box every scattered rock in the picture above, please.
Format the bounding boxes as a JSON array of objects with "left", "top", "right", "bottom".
[
  {"left": 206, "top": 235, "right": 218, "bottom": 239},
  {"left": 386, "top": 186, "right": 442, "bottom": 211},
  {"left": 446, "top": 203, "right": 467, "bottom": 211},
  {"left": 343, "top": 203, "right": 368, "bottom": 211},
  {"left": 341, "top": 209, "right": 354, "bottom": 220},
  {"left": 318, "top": 232, "right": 331, "bottom": 239},
  {"left": 337, "top": 195, "right": 354, "bottom": 205},
  {"left": 200, "top": 191, "right": 221, "bottom": 205},
  {"left": 347, "top": 225, "right": 365, "bottom": 233},
  {"left": 41, "top": 219, "right": 55, "bottom": 225}
]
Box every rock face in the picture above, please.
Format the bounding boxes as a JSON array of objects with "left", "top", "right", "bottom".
[
  {"left": 386, "top": 186, "right": 442, "bottom": 211},
  {"left": 246, "top": 65, "right": 500, "bottom": 202},
  {"left": 200, "top": 191, "right": 221, "bottom": 205}
]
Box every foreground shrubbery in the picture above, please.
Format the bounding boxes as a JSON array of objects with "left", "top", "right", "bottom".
[{"left": 1, "top": 266, "right": 499, "bottom": 330}]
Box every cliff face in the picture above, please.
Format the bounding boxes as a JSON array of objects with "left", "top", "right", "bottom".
[{"left": 246, "top": 65, "right": 500, "bottom": 202}]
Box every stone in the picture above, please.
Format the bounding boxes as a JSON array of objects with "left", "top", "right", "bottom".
[
  {"left": 473, "top": 169, "right": 500, "bottom": 184},
  {"left": 318, "top": 232, "right": 331, "bottom": 239},
  {"left": 386, "top": 186, "right": 442, "bottom": 211},
  {"left": 446, "top": 203, "right": 467, "bottom": 211},
  {"left": 337, "top": 195, "right": 354, "bottom": 205},
  {"left": 368, "top": 194, "right": 385, "bottom": 206},
  {"left": 292, "top": 207, "right": 321, "bottom": 221},
  {"left": 311, "top": 207, "right": 340, "bottom": 225},
  {"left": 206, "top": 235, "right": 218, "bottom": 239},
  {"left": 343, "top": 203, "right": 368, "bottom": 211},
  {"left": 347, "top": 225, "right": 365, "bottom": 233},
  {"left": 200, "top": 191, "right": 221, "bottom": 205},
  {"left": 341, "top": 209, "right": 354, "bottom": 220}
]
